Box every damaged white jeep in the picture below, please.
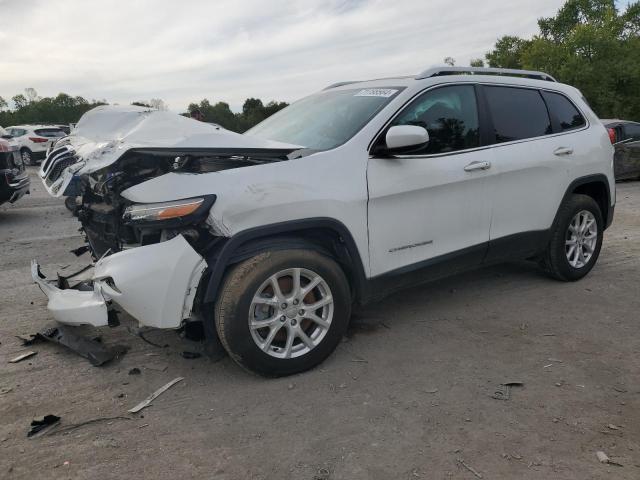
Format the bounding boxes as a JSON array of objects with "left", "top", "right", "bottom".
[{"left": 33, "top": 66, "right": 615, "bottom": 376}]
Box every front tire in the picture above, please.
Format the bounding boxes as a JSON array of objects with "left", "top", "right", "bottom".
[
  {"left": 215, "top": 249, "right": 351, "bottom": 377},
  {"left": 541, "top": 194, "right": 603, "bottom": 281}
]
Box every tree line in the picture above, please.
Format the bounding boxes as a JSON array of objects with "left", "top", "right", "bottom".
[
  {"left": 0, "top": 89, "right": 288, "bottom": 133},
  {"left": 468, "top": 0, "right": 640, "bottom": 121}
]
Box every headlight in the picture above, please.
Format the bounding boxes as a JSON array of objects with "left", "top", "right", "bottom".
[{"left": 122, "top": 195, "right": 215, "bottom": 226}]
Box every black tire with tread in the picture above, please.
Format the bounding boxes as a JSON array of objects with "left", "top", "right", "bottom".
[
  {"left": 541, "top": 193, "right": 603, "bottom": 281},
  {"left": 214, "top": 249, "right": 351, "bottom": 377}
]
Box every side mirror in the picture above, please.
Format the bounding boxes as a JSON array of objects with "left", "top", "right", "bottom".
[
  {"left": 1, "top": 134, "right": 12, "bottom": 139},
  {"left": 384, "top": 125, "right": 429, "bottom": 154}
]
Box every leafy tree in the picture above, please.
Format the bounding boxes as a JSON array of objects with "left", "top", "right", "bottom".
[
  {"left": 470, "top": 58, "right": 485, "bottom": 67},
  {"left": 443, "top": 56, "right": 456, "bottom": 66},
  {"left": 187, "top": 97, "right": 288, "bottom": 132},
  {"left": 12, "top": 94, "right": 27, "bottom": 110},
  {"left": 131, "top": 101, "right": 152, "bottom": 108},
  {"left": 0, "top": 96, "right": 7, "bottom": 111},
  {"left": 484, "top": 0, "right": 640, "bottom": 120},
  {"left": 485, "top": 36, "right": 530, "bottom": 68}
]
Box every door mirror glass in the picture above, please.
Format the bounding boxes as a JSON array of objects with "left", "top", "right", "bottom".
[
  {"left": 384, "top": 125, "right": 429, "bottom": 154},
  {"left": 1, "top": 134, "right": 12, "bottom": 139}
]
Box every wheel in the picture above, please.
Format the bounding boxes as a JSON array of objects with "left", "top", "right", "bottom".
[
  {"left": 541, "top": 194, "right": 603, "bottom": 281},
  {"left": 21, "top": 149, "right": 33, "bottom": 166},
  {"left": 214, "top": 249, "right": 351, "bottom": 377}
]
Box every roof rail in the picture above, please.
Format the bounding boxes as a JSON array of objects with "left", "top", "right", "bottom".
[
  {"left": 323, "top": 80, "right": 361, "bottom": 90},
  {"left": 415, "top": 66, "right": 557, "bottom": 82}
]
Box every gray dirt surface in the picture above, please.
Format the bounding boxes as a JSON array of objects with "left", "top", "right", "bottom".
[{"left": 1, "top": 170, "right": 639, "bottom": 479}]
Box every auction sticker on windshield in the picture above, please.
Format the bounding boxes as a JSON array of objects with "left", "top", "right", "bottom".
[{"left": 355, "top": 88, "right": 398, "bottom": 97}]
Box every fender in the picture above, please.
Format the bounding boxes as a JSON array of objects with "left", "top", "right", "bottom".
[
  {"left": 556, "top": 173, "right": 614, "bottom": 229},
  {"left": 202, "top": 217, "right": 368, "bottom": 304}
]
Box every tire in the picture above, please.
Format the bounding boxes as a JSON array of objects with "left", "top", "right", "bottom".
[
  {"left": 214, "top": 249, "right": 351, "bottom": 377},
  {"left": 21, "top": 148, "right": 33, "bottom": 166},
  {"left": 65, "top": 196, "right": 79, "bottom": 215},
  {"left": 541, "top": 194, "right": 603, "bottom": 281}
]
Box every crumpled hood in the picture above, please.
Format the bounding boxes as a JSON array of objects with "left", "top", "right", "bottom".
[{"left": 39, "top": 105, "right": 300, "bottom": 196}]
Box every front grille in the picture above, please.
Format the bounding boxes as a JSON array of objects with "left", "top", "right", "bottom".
[{"left": 46, "top": 155, "right": 77, "bottom": 185}]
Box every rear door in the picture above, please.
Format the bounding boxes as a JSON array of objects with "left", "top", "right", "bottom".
[
  {"left": 367, "top": 84, "right": 492, "bottom": 277},
  {"left": 481, "top": 86, "right": 587, "bottom": 260}
]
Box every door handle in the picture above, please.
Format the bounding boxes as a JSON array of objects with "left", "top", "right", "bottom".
[
  {"left": 464, "top": 161, "right": 491, "bottom": 172},
  {"left": 554, "top": 147, "right": 574, "bottom": 156}
]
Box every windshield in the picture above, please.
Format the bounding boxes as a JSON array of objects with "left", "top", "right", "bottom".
[{"left": 246, "top": 87, "right": 403, "bottom": 150}]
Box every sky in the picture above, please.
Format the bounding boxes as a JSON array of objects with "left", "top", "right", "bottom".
[{"left": 0, "top": 0, "right": 577, "bottom": 112}]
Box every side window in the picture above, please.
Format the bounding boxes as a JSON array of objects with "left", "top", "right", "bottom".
[
  {"left": 484, "top": 86, "right": 552, "bottom": 143},
  {"left": 391, "top": 85, "right": 479, "bottom": 155},
  {"left": 542, "top": 91, "right": 586, "bottom": 132},
  {"left": 624, "top": 124, "right": 640, "bottom": 141}
]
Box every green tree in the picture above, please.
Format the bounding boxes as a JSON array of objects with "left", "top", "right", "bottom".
[
  {"left": 484, "top": 0, "right": 640, "bottom": 120},
  {"left": 470, "top": 58, "right": 485, "bottom": 67}
]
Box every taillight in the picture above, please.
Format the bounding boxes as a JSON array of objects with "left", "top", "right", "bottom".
[
  {"left": 607, "top": 128, "right": 616, "bottom": 144},
  {"left": 29, "top": 137, "right": 48, "bottom": 143}
]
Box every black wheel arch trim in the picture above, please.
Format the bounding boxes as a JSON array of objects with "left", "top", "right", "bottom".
[
  {"left": 201, "top": 217, "right": 368, "bottom": 305},
  {"left": 558, "top": 173, "right": 614, "bottom": 230}
]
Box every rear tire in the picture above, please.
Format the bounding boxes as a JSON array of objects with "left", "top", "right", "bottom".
[
  {"left": 214, "top": 249, "right": 351, "bottom": 377},
  {"left": 541, "top": 194, "right": 603, "bottom": 281}
]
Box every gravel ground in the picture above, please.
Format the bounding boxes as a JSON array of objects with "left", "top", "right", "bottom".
[{"left": 1, "top": 169, "right": 639, "bottom": 479}]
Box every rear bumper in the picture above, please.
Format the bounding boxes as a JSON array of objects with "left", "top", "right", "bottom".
[
  {"left": 0, "top": 170, "right": 30, "bottom": 204},
  {"left": 31, "top": 235, "right": 207, "bottom": 328}
]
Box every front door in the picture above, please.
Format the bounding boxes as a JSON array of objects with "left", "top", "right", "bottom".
[{"left": 367, "top": 84, "right": 492, "bottom": 277}]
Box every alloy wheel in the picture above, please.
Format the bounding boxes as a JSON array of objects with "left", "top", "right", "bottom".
[
  {"left": 565, "top": 210, "right": 598, "bottom": 268},
  {"left": 248, "top": 267, "right": 334, "bottom": 359}
]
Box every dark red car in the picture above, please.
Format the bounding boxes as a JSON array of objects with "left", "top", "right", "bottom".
[{"left": 603, "top": 119, "right": 640, "bottom": 180}]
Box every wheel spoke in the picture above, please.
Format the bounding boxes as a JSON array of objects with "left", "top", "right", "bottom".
[
  {"left": 565, "top": 238, "right": 577, "bottom": 246},
  {"left": 261, "top": 323, "right": 284, "bottom": 351},
  {"left": 305, "top": 312, "right": 330, "bottom": 329},
  {"left": 269, "top": 275, "right": 285, "bottom": 302},
  {"left": 304, "top": 295, "right": 333, "bottom": 311},
  {"left": 291, "top": 268, "right": 301, "bottom": 299},
  {"left": 250, "top": 314, "right": 279, "bottom": 330},
  {"left": 252, "top": 295, "right": 279, "bottom": 307},
  {"left": 296, "top": 329, "right": 315, "bottom": 349},
  {"left": 283, "top": 328, "right": 295, "bottom": 358},
  {"left": 301, "top": 275, "right": 322, "bottom": 297}
]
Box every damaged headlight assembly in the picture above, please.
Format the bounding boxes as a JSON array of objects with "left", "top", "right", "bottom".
[{"left": 122, "top": 195, "right": 216, "bottom": 228}]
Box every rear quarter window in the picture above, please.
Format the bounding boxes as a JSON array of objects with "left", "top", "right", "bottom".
[
  {"left": 542, "top": 91, "right": 586, "bottom": 132},
  {"left": 483, "top": 86, "right": 552, "bottom": 143},
  {"left": 34, "top": 128, "right": 65, "bottom": 137}
]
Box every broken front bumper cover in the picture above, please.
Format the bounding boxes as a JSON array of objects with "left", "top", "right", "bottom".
[{"left": 31, "top": 235, "right": 207, "bottom": 329}]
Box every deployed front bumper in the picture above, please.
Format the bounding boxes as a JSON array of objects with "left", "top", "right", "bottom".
[{"left": 31, "top": 235, "right": 207, "bottom": 329}]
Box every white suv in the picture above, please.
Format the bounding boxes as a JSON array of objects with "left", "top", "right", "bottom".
[
  {"left": 5, "top": 125, "right": 66, "bottom": 165},
  {"left": 33, "top": 67, "right": 615, "bottom": 376}
]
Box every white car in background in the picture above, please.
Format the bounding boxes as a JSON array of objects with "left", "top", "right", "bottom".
[{"left": 5, "top": 125, "right": 66, "bottom": 165}]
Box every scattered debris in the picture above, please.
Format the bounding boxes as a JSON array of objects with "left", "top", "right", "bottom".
[
  {"left": 27, "top": 415, "right": 61, "bottom": 437},
  {"left": 138, "top": 423, "right": 149, "bottom": 429},
  {"left": 0, "top": 387, "right": 13, "bottom": 395},
  {"left": 424, "top": 388, "right": 439, "bottom": 394},
  {"left": 457, "top": 458, "right": 483, "bottom": 478},
  {"left": 607, "top": 424, "right": 621, "bottom": 430},
  {"left": 9, "top": 351, "right": 37, "bottom": 363},
  {"left": 490, "top": 381, "right": 523, "bottom": 401},
  {"left": 15, "top": 334, "right": 44, "bottom": 346},
  {"left": 543, "top": 364, "right": 553, "bottom": 368},
  {"left": 288, "top": 383, "right": 295, "bottom": 390},
  {"left": 38, "top": 325, "right": 128, "bottom": 366},
  {"left": 70, "top": 245, "right": 90, "bottom": 256},
  {"left": 45, "top": 416, "right": 131, "bottom": 436},
  {"left": 349, "top": 358, "right": 368, "bottom": 363},
  {"left": 181, "top": 351, "right": 201, "bottom": 359},
  {"left": 542, "top": 333, "right": 556, "bottom": 337},
  {"left": 130, "top": 327, "right": 169, "bottom": 348},
  {"left": 128, "top": 377, "right": 184, "bottom": 413},
  {"left": 128, "top": 367, "right": 141, "bottom": 375},
  {"left": 144, "top": 364, "right": 168, "bottom": 372},
  {"left": 613, "top": 386, "right": 627, "bottom": 393},
  {"left": 595, "top": 451, "right": 623, "bottom": 466}
]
